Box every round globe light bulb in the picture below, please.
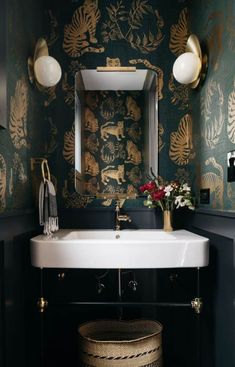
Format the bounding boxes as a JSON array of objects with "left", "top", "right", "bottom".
[
  {"left": 173, "top": 52, "right": 201, "bottom": 85},
  {"left": 34, "top": 55, "right": 62, "bottom": 87}
]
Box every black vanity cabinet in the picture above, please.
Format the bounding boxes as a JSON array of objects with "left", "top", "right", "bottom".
[{"left": 36, "top": 267, "right": 205, "bottom": 367}]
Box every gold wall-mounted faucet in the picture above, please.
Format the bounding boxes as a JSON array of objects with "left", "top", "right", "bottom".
[{"left": 115, "top": 200, "right": 131, "bottom": 231}]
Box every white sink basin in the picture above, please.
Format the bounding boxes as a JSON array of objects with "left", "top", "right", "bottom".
[{"left": 30, "top": 229, "right": 209, "bottom": 269}]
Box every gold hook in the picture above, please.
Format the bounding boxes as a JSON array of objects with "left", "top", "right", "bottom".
[{"left": 41, "top": 159, "right": 51, "bottom": 182}]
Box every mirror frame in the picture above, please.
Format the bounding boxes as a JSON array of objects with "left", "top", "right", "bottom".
[{"left": 75, "top": 69, "right": 158, "bottom": 199}]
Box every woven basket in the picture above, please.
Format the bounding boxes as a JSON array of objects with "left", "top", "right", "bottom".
[{"left": 78, "top": 319, "right": 163, "bottom": 367}]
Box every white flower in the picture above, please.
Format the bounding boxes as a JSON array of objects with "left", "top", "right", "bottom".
[
  {"left": 175, "top": 195, "right": 186, "bottom": 208},
  {"left": 164, "top": 185, "right": 173, "bottom": 197},
  {"left": 182, "top": 183, "right": 191, "bottom": 192}
]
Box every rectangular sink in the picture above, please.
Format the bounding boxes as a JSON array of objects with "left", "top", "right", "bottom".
[{"left": 30, "top": 229, "right": 209, "bottom": 269}]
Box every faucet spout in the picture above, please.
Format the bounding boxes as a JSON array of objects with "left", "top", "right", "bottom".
[{"left": 115, "top": 200, "right": 131, "bottom": 231}]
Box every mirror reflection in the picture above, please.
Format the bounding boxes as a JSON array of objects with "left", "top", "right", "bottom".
[{"left": 75, "top": 69, "right": 158, "bottom": 197}]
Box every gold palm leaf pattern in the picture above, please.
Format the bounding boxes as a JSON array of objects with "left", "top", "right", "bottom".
[
  {"left": 228, "top": 80, "right": 235, "bottom": 143},
  {"left": 169, "top": 114, "right": 195, "bottom": 166},
  {"left": 63, "top": 0, "right": 104, "bottom": 58},
  {"left": 63, "top": 124, "right": 75, "bottom": 165},
  {"left": 169, "top": 8, "right": 189, "bottom": 57},
  {"left": 103, "top": 1, "right": 164, "bottom": 54},
  {"left": 201, "top": 157, "right": 224, "bottom": 208},
  {"left": 10, "top": 78, "right": 29, "bottom": 149},
  {"left": 0, "top": 154, "right": 6, "bottom": 212},
  {"left": 201, "top": 79, "right": 224, "bottom": 148},
  {"left": 129, "top": 59, "right": 163, "bottom": 100}
]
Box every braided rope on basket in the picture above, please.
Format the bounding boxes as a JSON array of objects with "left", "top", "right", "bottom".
[
  {"left": 83, "top": 360, "right": 162, "bottom": 367},
  {"left": 82, "top": 345, "right": 161, "bottom": 360}
]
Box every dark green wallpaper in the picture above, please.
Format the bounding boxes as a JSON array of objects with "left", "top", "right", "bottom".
[
  {"left": 1, "top": 0, "right": 234, "bottom": 213},
  {"left": 190, "top": 0, "right": 235, "bottom": 210},
  {"left": 43, "top": 0, "right": 194, "bottom": 208},
  {"left": 0, "top": 0, "right": 48, "bottom": 213}
]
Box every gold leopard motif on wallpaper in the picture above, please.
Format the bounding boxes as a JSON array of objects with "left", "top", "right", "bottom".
[
  {"left": 106, "top": 57, "right": 121, "bottom": 67},
  {"left": 10, "top": 78, "right": 29, "bottom": 150},
  {"left": 129, "top": 59, "right": 164, "bottom": 100},
  {"left": 85, "top": 152, "right": 99, "bottom": 176},
  {"left": 101, "top": 165, "right": 126, "bottom": 185},
  {"left": 168, "top": 73, "right": 189, "bottom": 110},
  {"left": 63, "top": 0, "right": 104, "bottom": 57},
  {"left": 84, "top": 107, "right": 99, "bottom": 133},
  {"left": 101, "top": 121, "right": 125, "bottom": 141},
  {"left": 125, "top": 96, "right": 141, "bottom": 122},
  {"left": 125, "top": 140, "right": 142, "bottom": 165},
  {"left": 200, "top": 157, "right": 224, "bottom": 208},
  {"left": 169, "top": 114, "right": 195, "bottom": 166},
  {"left": 0, "top": 154, "right": 6, "bottom": 212}
]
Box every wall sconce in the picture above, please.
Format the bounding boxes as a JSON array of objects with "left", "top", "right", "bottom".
[
  {"left": 28, "top": 38, "right": 62, "bottom": 88},
  {"left": 172, "top": 34, "right": 208, "bottom": 89}
]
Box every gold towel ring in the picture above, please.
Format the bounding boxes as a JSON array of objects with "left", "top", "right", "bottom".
[{"left": 41, "top": 159, "right": 51, "bottom": 182}]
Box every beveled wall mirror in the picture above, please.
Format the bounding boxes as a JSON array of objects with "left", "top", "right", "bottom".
[{"left": 75, "top": 68, "right": 158, "bottom": 198}]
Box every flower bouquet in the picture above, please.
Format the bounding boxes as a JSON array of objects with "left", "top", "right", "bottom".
[{"left": 140, "top": 177, "right": 195, "bottom": 231}]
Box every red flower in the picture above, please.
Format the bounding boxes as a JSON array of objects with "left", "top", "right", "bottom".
[
  {"left": 140, "top": 181, "right": 156, "bottom": 193},
  {"left": 152, "top": 189, "right": 165, "bottom": 201}
]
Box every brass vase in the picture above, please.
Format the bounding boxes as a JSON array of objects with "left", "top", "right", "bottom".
[{"left": 163, "top": 210, "right": 173, "bottom": 232}]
